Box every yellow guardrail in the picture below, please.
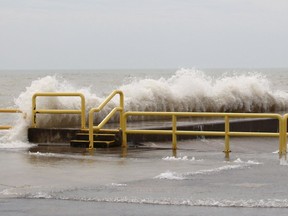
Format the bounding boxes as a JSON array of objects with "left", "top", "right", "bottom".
[
  {"left": 282, "top": 114, "right": 288, "bottom": 154},
  {"left": 0, "top": 109, "right": 23, "bottom": 130},
  {"left": 88, "top": 90, "right": 124, "bottom": 149},
  {"left": 123, "top": 112, "right": 284, "bottom": 155},
  {"left": 32, "top": 92, "right": 86, "bottom": 129}
]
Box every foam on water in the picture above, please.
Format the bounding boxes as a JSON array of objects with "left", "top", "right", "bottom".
[
  {"left": 110, "top": 183, "right": 128, "bottom": 187},
  {"left": 2, "top": 68, "right": 288, "bottom": 145},
  {"left": 52, "top": 197, "right": 288, "bottom": 208},
  {"left": 27, "top": 151, "right": 103, "bottom": 161},
  {"left": 154, "top": 164, "right": 244, "bottom": 180},
  {"left": 0, "top": 141, "right": 33, "bottom": 149},
  {"left": 154, "top": 171, "right": 185, "bottom": 180},
  {"left": 162, "top": 156, "right": 202, "bottom": 161},
  {"left": 155, "top": 158, "right": 262, "bottom": 180},
  {"left": 232, "top": 158, "right": 262, "bottom": 165},
  {"left": 2, "top": 187, "right": 288, "bottom": 208}
]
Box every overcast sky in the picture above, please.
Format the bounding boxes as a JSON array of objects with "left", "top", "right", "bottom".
[{"left": 0, "top": 0, "right": 287, "bottom": 69}]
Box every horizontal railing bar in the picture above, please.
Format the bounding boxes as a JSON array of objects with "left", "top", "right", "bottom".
[
  {"left": 0, "top": 109, "right": 22, "bottom": 113},
  {"left": 124, "top": 111, "right": 282, "bottom": 119},
  {"left": 176, "top": 131, "right": 279, "bottom": 137},
  {"left": 125, "top": 130, "right": 172, "bottom": 135},
  {"left": 35, "top": 110, "right": 82, "bottom": 114},
  {"left": 125, "top": 130, "right": 279, "bottom": 137},
  {"left": 176, "top": 131, "right": 225, "bottom": 136},
  {"left": 229, "top": 132, "right": 279, "bottom": 137},
  {"left": 84, "top": 128, "right": 120, "bottom": 133},
  {"left": 0, "top": 126, "right": 12, "bottom": 130},
  {"left": 32, "top": 92, "right": 85, "bottom": 97}
]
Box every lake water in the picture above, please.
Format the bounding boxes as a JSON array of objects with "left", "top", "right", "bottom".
[{"left": 1, "top": 68, "right": 288, "bottom": 215}]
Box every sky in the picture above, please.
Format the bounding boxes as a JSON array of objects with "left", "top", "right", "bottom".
[{"left": 0, "top": 0, "right": 288, "bottom": 70}]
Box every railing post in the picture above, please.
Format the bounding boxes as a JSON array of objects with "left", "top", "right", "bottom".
[
  {"left": 119, "top": 91, "right": 124, "bottom": 131},
  {"left": 284, "top": 116, "right": 287, "bottom": 155},
  {"left": 88, "top": 109, "right": 94, "bottom": 149},
  {"left": 117, "top": 90, "right": 126, "bottom": 148},
  {"left": 224, "top": 115, "right": 230, "bottom": 154},
  {"left": 32, "top": 94, "right": 37, "bottom": 128},
  {"left": 280, "top": 115, "right": 287, "bottom": 157},
  {"left": 80, "top": 94, "right": 86, "bottom": 129},
  {"left": 122, "top": 113, "right": 127, "bottom": 148},
  {"left": 172, "top": 114, "right": 177, "bottom": 150}
]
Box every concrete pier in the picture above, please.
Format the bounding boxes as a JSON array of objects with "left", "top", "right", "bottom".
[
  {"left": 28, "top": 128, "right": 80, "bottom": 144},
  {"left": 128, "top": 118, "right": 278, "bottom": 143},
  {"left": 28, "top": 118, "right": 278, "bottom": 145}
]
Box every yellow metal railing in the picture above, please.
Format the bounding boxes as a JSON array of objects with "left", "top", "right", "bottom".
[
  {"left": 123, "top": 112, "right": 284, "bottom": 155},
  {"left": 282, "top": 114, "right": 288, "bottom": 154},
  {"left": 0, "top": 109, "right": 23, "bottom": 130},
  {"left": 32, "top": 92, "right": 86, "bottom": 129},
  {"left": 88, "top": 90, "right": 124, "bottom": 149}
]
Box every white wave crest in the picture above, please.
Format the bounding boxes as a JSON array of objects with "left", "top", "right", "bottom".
[
  {"left": 121, "top": 69, "right": 288, "bottom": 113},
  {"left": 154, "top": 171, "right": 185, "bottom": 180},
  {"left": 3, "top": 68, "right": 288, "bottom": 144},
  {"left": 154, "top": 164, "right": 244, "bottom": 181},
  {"left": 37, "top": 195, "right": 288, "bottom": 208},
  {"left": 110, "top": 183, "right": 127, "bottom": 187},
  {"left": 233, "top": 158, "right": 262, "bottom": 165},
  {"left": 162, "top": 156, "right": 203, "bottom": 162},
  {"left": 185, "top": 164, "right": 244, "bottom": 176}
]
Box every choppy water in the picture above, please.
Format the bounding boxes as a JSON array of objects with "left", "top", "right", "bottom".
[
  {"left": 1, "top": 138, "right": 288, "bottom": 215},
  {"left": 1, "top": 68, "right": 288, "bottom": 215}
]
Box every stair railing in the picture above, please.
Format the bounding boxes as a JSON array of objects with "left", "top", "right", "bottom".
[{"left": 88, "top": 90, "right": 124, "bottom": 149}]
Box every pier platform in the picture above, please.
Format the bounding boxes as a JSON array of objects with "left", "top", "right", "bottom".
[{"left": 28, "top": 118, "right": 278, "bottom": 146}]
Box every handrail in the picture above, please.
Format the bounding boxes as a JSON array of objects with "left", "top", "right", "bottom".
[
  {"left": 32, "top": 92, "right": 86, "bottom": 129},
  {"left": 123, "top": 111, "right": 283, "bottom": 155},
  {"left": 0, "top": 109, "right": 23, "bottom": 130},
  {"left": 88, "top": 90, "right": 124, "bottom": 149}
]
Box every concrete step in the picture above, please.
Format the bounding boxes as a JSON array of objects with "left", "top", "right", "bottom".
[
  {"left": 75, "top": 133, "right": 116, "bottom": 141},
  {"left": 70, "top": 139, "right": 116, "bottom": 148},
  {"left": 70, "top": 129, "right": 122, "bottom": 148}
]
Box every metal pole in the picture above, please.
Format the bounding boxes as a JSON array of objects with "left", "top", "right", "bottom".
[
  {"left": 32, "top": 94, "right": 37, "bottom": 128},
  {"left": 280, "top": 115, "right": 287, "bottom": 157},
  {"left": 80, "top": 94, "right": 86, "bottom": 129},
  {"left": 122, "top": 114, "right": 127, "bottom": 148},
  {"left": 224, "top": 115, "right": 230, "bottom": 154},
  {"left": 88, "top": 109, "right": 94, "bottom": 149},
  {"left": 172, "top": 114, "right": 177, "bottom": 150}
]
